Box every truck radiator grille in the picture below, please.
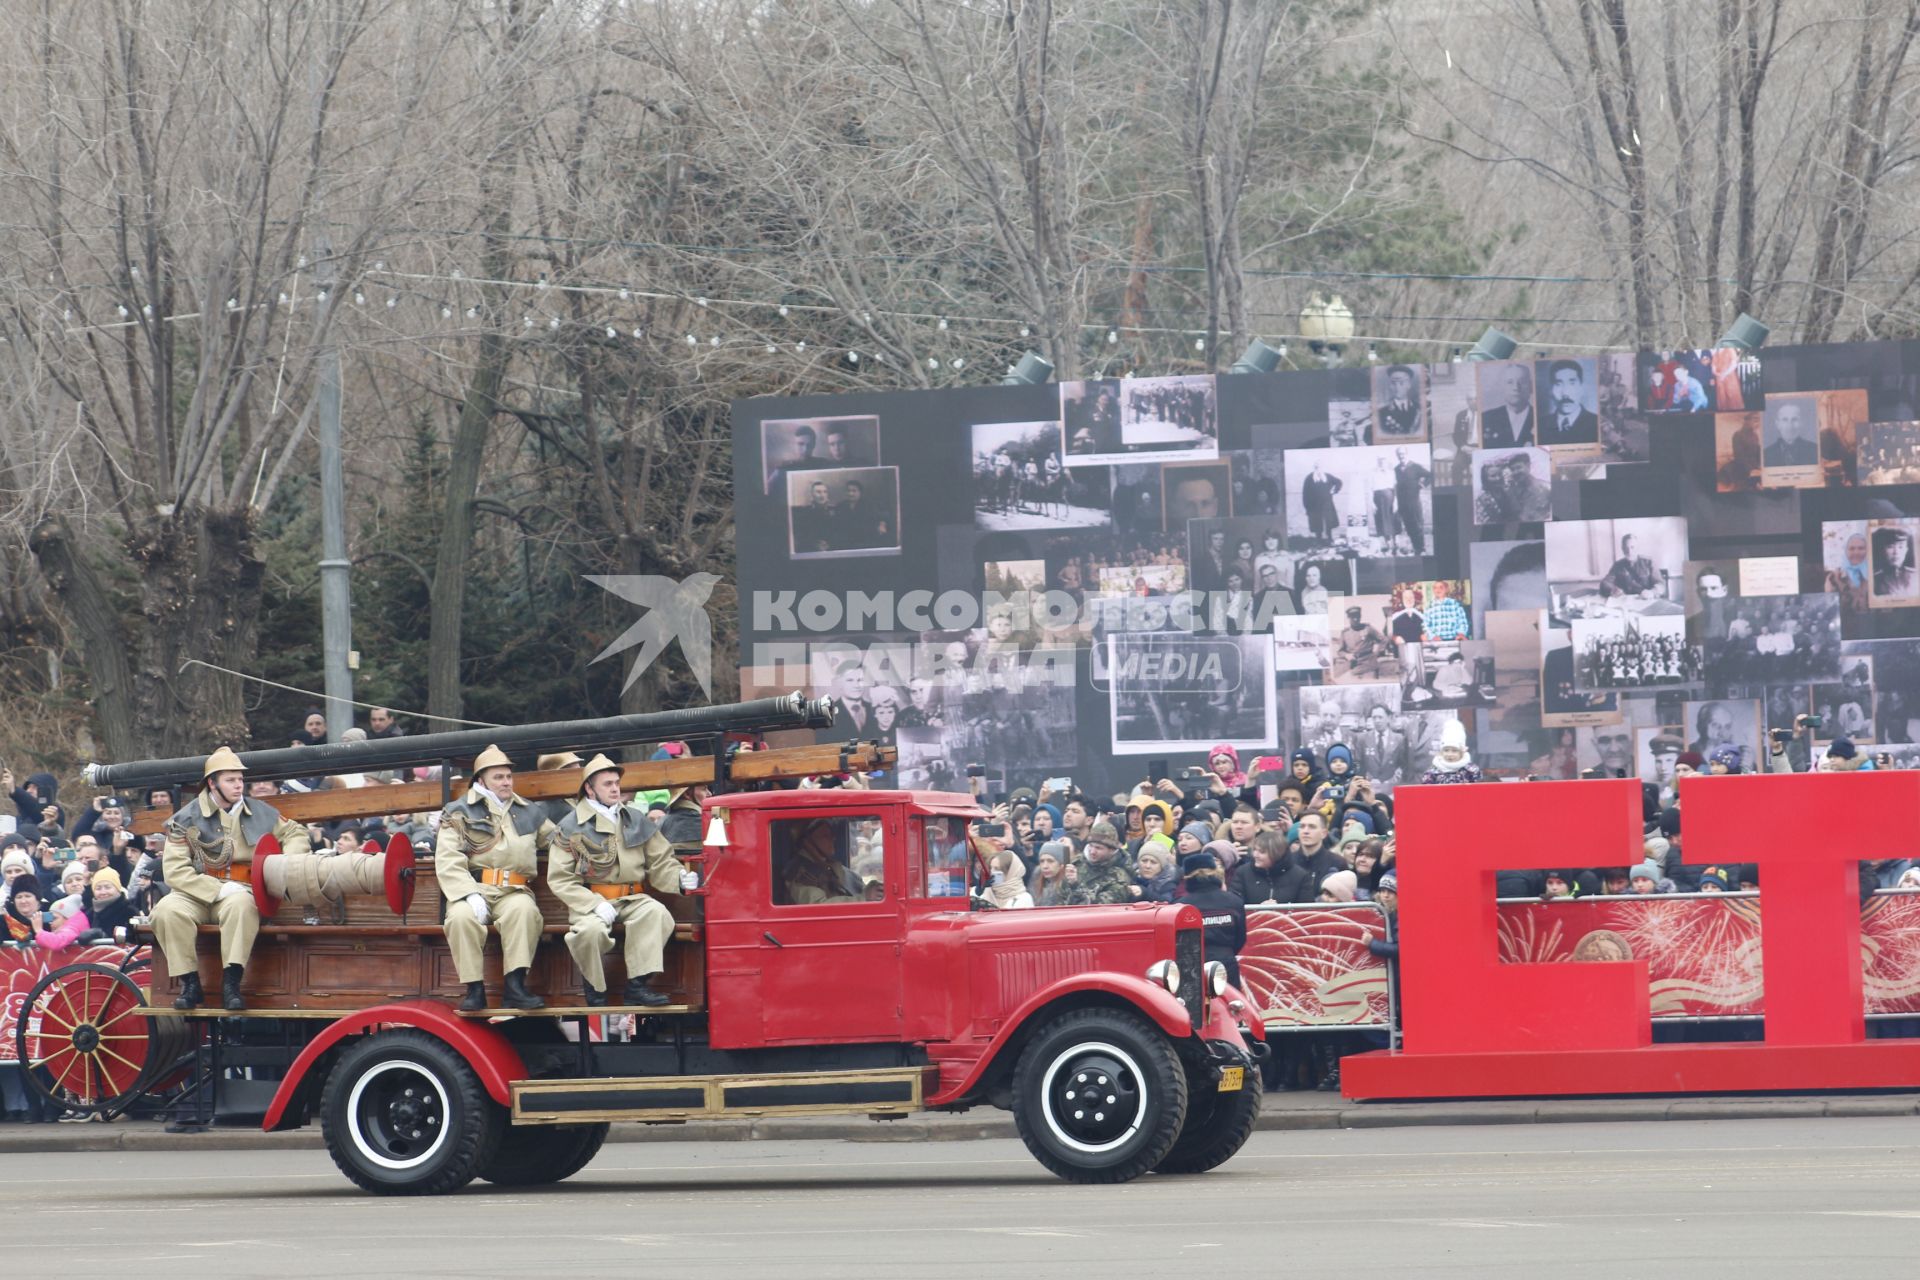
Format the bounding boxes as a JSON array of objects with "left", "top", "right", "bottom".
[
  {"left": 993, "top": 948, "right": 1099, "bottom": 1007},
  {"left": 1175, "top": 928, "right": 1203, "bottom": 1030}
]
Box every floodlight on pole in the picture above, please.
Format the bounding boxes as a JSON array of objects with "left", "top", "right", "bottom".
[
  {"left": 1463, "top": 326, "right": 1517, "bottom": 362},
  {"left": 1230, "top": 338, "right": 1283, "bottom": 376},
  {"left": 1000, "top": 351, "right": 1054, "bottom": 385},
  {"left": 1300, "top": 293, "right": 1354, "bottom": 366},
  {"left": 1716, "top": 313, "right": 1769, "bottom": 352}
]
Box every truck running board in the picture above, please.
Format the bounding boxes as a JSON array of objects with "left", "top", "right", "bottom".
[{"left": 511, "top": 1066, "right": 939, "bottom": 1125}]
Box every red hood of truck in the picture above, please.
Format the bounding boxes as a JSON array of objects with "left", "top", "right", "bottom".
[{"left": 899, "top": 902, "right": 1201, "bottom": 1044}]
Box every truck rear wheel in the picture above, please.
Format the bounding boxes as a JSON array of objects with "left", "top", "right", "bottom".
[
  {"left": 1152, "top": 1069, "right": 1262, "bottom": 1175},
  {"left": 479, "top": 1122, "right": 610, "bottom": 1186},
  {"left": 320, "top": 1029, "right": 505, "bottom": 1196},
  {"left": 1011, "top": 1008, "right": 1188, "bottom": 1184}
]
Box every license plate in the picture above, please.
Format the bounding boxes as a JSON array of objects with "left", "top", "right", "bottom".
[{"left": 1217, "top": 1066, "right": 1244, "bottom": 1092}]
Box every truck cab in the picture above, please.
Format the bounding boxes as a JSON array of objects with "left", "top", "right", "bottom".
[{"left": 701, "top": 790, "right": 1260, "bottom": 1110}]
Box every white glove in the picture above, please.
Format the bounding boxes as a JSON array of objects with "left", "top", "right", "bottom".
[
  {"left": 217, "top": 881, "right": 249, "bottom": 901},
  {"left": 679, "top": 870, "right": 700, "bottom": 893},
  {"left": 465, "top": 894, "right": 490, "bottom": 925},
  {"left": 593, "top": 900, "right": 618, "bottom": 928}
]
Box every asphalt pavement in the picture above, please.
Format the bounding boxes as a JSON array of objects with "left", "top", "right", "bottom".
[{"left": 12, "top": 1118, "right": 1920, "bottom": 1278}]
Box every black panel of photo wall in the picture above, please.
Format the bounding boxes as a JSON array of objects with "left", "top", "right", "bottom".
[{"left": 730, "top": 339, "right": 1920, "bottom": 800}]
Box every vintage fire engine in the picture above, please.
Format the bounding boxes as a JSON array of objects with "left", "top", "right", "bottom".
[{"left": 15, "top": 695, "right": 1265, "bottom": 1195}]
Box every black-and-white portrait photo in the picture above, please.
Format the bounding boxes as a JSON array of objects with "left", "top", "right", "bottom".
[
  {"left": 1328, "top": 398, "right": 1370, "bottom": 448},
  {"left": 1161, "top": 460, "right": 1233, "bottom": 529},
  {"left": 1761, "top": 393, "right": 1821, "bottom": 474},
  {"left": 1698, "top": 593, "right": 1842, "bottom": 684},
  {"left": 1540, "top": 627, "right": 1620, "bottom": 727},
  {"left": 1060, "top": 378, "right": 1123, "bottom": 461},
  {"left": 1870, "top": 517, "right": 1920, "bottom": 608},
  {"left": 970, "top": 420, "right": 1111, "bottom": 530},
  {"left": 762, "top": 414, "right": 880, "bottom": 494},
  {"left": 1106, "top": 632, "right": 1275, "bottom": 754},
  {"left": 1326, "top": 594, "right": 1403, "bottom": 685},
  {"left": 1471, "top": 446, "right": 1553, "bottom": 524},
  {"left": 1284, "top": 444, "right": 1435, "bottom": 555},
  {"left": 1575, "top": 723, "right": 1637, "bottom": 778},
  {"left": 1477, "top": 361, "right": 1539, "bottom": 449},
  {"left": 786, "top": 466, "right": 902, "bottom": 558},
  {"left": 1682, "top": 698, "right": 1764, "bottom": 771},
  {"left": 1535, "top": 357, "right": 1600, "bottom": 448},
  {"left": 1546, "top": 516, "right": 1688, "bottom": 623},
  {"left": 1370, "top": 363, "right": 1427, "bottom": 443}
]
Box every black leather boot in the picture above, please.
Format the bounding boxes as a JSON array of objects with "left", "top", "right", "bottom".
[
  {"left": 222, "top": 965, "right": 246, "bottom": 1012},
  {"left": 502, "top": 968, "right": 545, "bottom": 1010},
  {"left": 581, "top": 984, "right": 607, "bottom": 1007},
  {"left": 458, "top": 981, "right": 487, "bottom": 1012},
  {"left": 623, "top": 975, "right": 670, "bottom": 1007},
  {"left": 173, "top": 972, "right": 204, "bottom": 1011}
]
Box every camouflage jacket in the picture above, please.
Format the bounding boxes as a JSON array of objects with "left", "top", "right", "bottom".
[{"left": 1063, "top": 853, "right": 1135, "bottom": 906}]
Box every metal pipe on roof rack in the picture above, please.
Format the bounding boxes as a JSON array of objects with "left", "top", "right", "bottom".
[{"left": 86, "top": 692, "right": 836, "bottom": 790}]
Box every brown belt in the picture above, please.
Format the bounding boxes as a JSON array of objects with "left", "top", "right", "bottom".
[
  {"left": 589, "top": 882, "right": 646, "bottom": 900},
  {"left": 477, "top": 867, "right": 530, "bottom": 888},
  {"left": 208, "top": 864, "right": 251, "bottom": 884}
]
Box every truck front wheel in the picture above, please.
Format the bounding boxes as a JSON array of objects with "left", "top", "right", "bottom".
[
  {"left": 1011, "top": 1008, "right": 1189, "bottom": 1183},
  {"left": 320, "top": 1029, "right": 505, "bottom": 1196},
  {"left": 1153, "top": 1067, "right": 1262, "bottom": 1175}
]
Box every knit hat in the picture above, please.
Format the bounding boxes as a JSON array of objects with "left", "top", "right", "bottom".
[
  {"left": 1181, "top": 851, "right": 1221, "bottom": 877},
  {"left": 1676, "top": 750, "right": 1706, "bottom": 770},
  {"left": 1291, "top": 747, "right": 1318, "bottom": 767},
  {"left": 1179, "top": 821, "right": 1215, "bottom": 849},
  {"left": 1708, "top": 745, "right": 1743, "bottom": 771},
  {"left": 1037, "top": 839, "right": 1073, "bottom": 865},
  {"left": 1326, "top": 743, "right": 1354, "bottom": 771},
  {"left": 1631, "top": 862, "right": 1661, "bottom": 883},
  {"left": 1829, "top": 738, "right": 1858, "bottom": 760},
  {"left": 1, "top": 849, "right": 31, "bottom": 877},
  {"left": 1340, "top": 809, "right": 1376, "bottom": 836},
  {"left": 1643, "top": 834, "right": 1672, "bottom": 862},
  {"left": 7, "top": 872, "right": 43, "bottom": 900},
  {"left": 91, "top": 866, "right": 124, "bottom": 893},
  {"left": 1376, "top": 872, "right": 1397, "bottom": 893},
  {"left": 1696, "top": 865, "right": 1732, "bottom": 891},
  {"left": 1086, "top": 820, "right": 1120, "bottom": 849},
  {"left": 1319, "top": 869, "right": 1358, "bottom": 902}
]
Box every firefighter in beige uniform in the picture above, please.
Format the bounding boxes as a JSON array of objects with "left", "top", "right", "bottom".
[
  {"left": 151, "top": 747, "right": 312, "bottom": 1011},
  {"left": 436, "top": 745, "right": 552, "bottom": 1011},
  {"left": 548, "top": 754, "right": 698, "bottom": 1007}
]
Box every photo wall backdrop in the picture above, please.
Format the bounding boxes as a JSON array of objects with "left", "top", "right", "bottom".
[{"left": 732, "top": 339, "right": 1920, "bottom": 800}]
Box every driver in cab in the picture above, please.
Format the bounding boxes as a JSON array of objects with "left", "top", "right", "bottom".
[{"left": 784, "top": 819, "right": 865, "bottom": 904}]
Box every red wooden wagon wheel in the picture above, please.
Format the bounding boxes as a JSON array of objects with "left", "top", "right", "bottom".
[{"left": 14, "top": 963, "right": 173, "bottom": 1118}]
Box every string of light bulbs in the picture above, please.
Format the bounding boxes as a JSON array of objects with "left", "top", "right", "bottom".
[{"left": 0, "top": 259, "right": 1628, "bottom": 357}]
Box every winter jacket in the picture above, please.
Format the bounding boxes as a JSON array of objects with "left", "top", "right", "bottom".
[
  {"left": 1228, "top": 857, "right": 1315, "bottom": 906},
  {"left": 9, "top": 771, "right": 57, "bottom": 827},
  {"left": 1180, "top": 881, "right": 1247, "bottom": 987},
  {"left": 35, "top": 905, "right": 89, "bottom": 952}
]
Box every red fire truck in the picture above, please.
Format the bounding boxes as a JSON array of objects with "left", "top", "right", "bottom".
[{"left": 16, "top": 695, "right": 1265, "bottom": 1194}]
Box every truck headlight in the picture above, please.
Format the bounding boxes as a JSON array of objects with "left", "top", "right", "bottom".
[
  {"left": 1145, "top": 959, "right": 1180, "bottom": 994},
  {"left": 1203, "top": 961, "right": 1229, "bottom": 997}
]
